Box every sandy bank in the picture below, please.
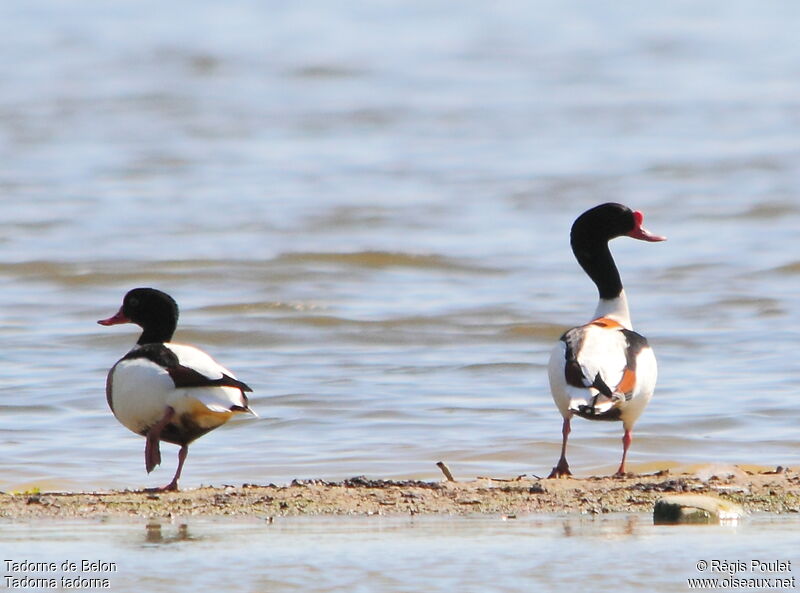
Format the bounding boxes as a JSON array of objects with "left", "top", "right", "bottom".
[{"left": 2, "top": 466, "right": 798, "bottom": 519}]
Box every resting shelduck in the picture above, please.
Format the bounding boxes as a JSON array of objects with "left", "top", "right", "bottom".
[
  {"left": 547, "top": 203, "right": 665, "bottom": 478},
  {"left": 98, "top": 288, "right": 255, "bottom": 491}
]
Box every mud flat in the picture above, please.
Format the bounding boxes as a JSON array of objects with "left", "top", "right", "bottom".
[{"left": 2, "top": 467, "right": 798, "bottom": 519}]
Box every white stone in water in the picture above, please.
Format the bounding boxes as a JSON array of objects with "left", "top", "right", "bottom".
[{"left": 653, "top": 494, "right": 745, "bottom": 524}]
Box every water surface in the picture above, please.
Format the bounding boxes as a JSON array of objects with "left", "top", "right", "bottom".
[
  {"left": 3, "top": 515, "right": 799, "bottom": 593},
  {"left": 0, "top": 1, "right": 799, "bottom": 493}
]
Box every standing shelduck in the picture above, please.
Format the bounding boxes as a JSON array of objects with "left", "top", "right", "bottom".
[
  {"left": 99, "top": 288, "right": 255, "bottom": 491},
  {"left": 547, "top": 203, "right": 665, "bottom": 478}
]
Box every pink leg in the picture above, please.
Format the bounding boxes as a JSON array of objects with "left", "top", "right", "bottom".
[
  {"left": 548, "top": 418, "right": 572, "bottom": 478},
  {"left": 160, "top": 444, "right": 189, "bottom": 492},
  {"left": 614, "top": 428, "right": 632, "bottom": 477},
  {"left": 144, "top": 407, "right": 175, "bottom": 474}
]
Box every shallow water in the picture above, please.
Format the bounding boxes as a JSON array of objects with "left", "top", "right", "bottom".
[
  {"left": 3, "top": 515, "right": 800, "bottom": 592},
  {"left": 1, "top": 1, "right": 800, "bottom": 495}
]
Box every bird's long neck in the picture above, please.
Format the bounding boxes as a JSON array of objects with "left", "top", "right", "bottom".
[
  {"left": 593, "top": 290, "right": 632, "bottom": 329},
  {"left": 572, "top": 239, "right": 632, "bottom": 329},
  {"left": 137, "top": 320, "right": 176, "bottom": 345}
]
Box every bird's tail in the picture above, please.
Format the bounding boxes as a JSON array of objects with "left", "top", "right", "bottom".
[
  {"left": 231, "top": 404, "right": 259, "bottom": 418},
  {"left": 568, "top": 387, "right": 620, "bottom": 421}
]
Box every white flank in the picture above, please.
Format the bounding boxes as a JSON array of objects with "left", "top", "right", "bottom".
[
  {"left": 547, "top": 341, "right": 571, "bottom": 418},
  {"left": 621, "top": 345, "right": 657, "bottom": 429},
  {"left": 109, "top": 357, "right": 178, "bottom": 435}
]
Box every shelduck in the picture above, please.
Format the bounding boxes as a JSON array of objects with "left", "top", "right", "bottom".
[
  {"left": 547, "top": 203, "right": 665, "bottom": 478},
  {"left": 99, "top": 288, "right": 255, "bottom": 491}
]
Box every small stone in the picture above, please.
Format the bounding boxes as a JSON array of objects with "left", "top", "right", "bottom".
[{"left": 653, "top": 494, "right": 744, "bottom": 525}]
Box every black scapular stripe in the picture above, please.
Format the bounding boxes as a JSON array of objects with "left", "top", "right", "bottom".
[
  {"left": 621, "top": 329, "right": 648, "bottom": 370},
  {"left": 123, "top": 344, "right": 253, "bottom": 392},
  {"left": 560, "top": 328, "right": 586, "bottom": 389}
]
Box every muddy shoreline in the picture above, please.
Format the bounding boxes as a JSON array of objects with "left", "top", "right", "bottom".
[{"left": 2, "top": 467, "right": 798, "bottom": 519}]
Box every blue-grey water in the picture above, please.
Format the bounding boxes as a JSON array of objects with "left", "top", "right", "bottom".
[
  {"left": 3, "top": 514, "right": 800, "bottom": 593},
  {"left": 1, "top": 0, "right": 800, "bottom": 588}
]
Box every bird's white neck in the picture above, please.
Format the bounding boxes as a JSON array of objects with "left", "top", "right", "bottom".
[{"left": 592, "top": 290, "right": 632, "bottom": 329}]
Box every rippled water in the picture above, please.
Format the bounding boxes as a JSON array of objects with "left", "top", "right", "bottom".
[
  {"left": 4, "top": 515, "right": 800, "bottom": 592},
  {"left": 1, "top": 1, "right": 800, "bottom": 497}
]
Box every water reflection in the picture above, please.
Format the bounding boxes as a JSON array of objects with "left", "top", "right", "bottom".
[
  {"left": 144, "top": 521, "right": 194, "bottom": 545},
  {"left": 559, "top": 514, "right": 639, "bottom": 539}
]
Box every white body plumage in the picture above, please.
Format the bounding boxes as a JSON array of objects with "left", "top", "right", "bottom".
[
  {"left": 548, "top": 324, "right": 657, "bottom": 431},
  {"left": 107, "top": 342, "right": 251, "bottom": 439}
]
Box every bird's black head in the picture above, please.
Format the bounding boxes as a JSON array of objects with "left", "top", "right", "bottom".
[
  {"left": 99, "top": 287, "right": 179, "bottom": 344},
  {"left": 571, "top": 202, "right": 665, "bottom": 247},
  {"left": 569, "top": 203, "right": 665, "bottom": 300}
]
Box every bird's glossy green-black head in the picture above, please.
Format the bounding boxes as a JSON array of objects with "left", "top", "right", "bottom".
[
  {"left": 98, "top": 287, "right": 179, "bottom": 344},
  {"left": 569, "top": 203, "right": 665, "bottom": 300},
  {"left": 571, "top": 202, "right": 666, "bottom": 247}
]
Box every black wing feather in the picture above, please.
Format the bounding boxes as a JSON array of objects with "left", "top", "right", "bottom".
[{"left": 123, "top": 344, "right": 252, "bottom": 392}]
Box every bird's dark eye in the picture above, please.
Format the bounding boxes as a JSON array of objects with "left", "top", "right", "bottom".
[{"left": 128, "top": 297, "right": 139, "bottom": 308}]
